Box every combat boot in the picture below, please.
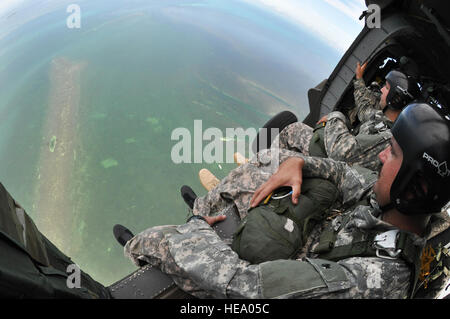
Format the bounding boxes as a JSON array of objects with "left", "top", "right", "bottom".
[
  {"left": 198, "top": 168, "right": 220, "bottom": 191},
  {"left": 234, "top": 152, "right": 248, "bottom": 166},
  {"left": 113, "top": 224, "right": 134, "bottom": 247},
  {"left": 181, "top": 185, "right": 197, "bottom": 209}
]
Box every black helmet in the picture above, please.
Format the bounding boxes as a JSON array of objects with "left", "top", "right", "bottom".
[
  {"left": 385, "top": 70, "right": 420, "bottom": 110},
  {"left": 390, "top": 102, "right": 450, "bottom": 215}
]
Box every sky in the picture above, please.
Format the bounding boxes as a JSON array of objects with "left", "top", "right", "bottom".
[
  {"left": 0, "top": 0, "right": 23, "bottom": 14},
  {"left": 0, "top": 0, "right": 367, "bottom": 53},
  {"left": 242, "top": 0, "right": 366, "bottom": 52}
]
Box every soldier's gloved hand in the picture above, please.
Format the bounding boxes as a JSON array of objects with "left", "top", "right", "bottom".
[
  {"left": 355, "top": 61, "right": 368, "bottom": 80},
  {"left": 250, "top": 157, "right": 304, "bottom": 207}
]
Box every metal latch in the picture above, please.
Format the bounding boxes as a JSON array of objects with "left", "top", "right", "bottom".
[{"left": 373, "top": 229, "right": 402, "bottom": 259}]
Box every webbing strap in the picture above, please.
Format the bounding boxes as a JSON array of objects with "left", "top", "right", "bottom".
[
  {"left": 317, "top": 227, "right": 420, "bottom": 265},
  {"left": 397, "top": 232, "right": 423, "bottom": 298},
  {"left": 318, "top": 235, "right": 377, "bottom": 261},
  {"left": 315, "top": 223, "right": 423, "bottom": 298},
  {"left": 313, "top": 214, "right": 353, "bottom": 255}
]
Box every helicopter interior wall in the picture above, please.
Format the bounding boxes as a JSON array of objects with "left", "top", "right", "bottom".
[
  {"left": 306, "top": 3, "right": 450, "bottom": 127},
  {"left": 304, "top": 12, "right": 415, "bottom": 126},
  {"left": 332, "top": 25, "right": 450, "bottom": 126}
]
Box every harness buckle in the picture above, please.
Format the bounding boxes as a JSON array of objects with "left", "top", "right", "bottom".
[{"left": 373, "top": 229, "right": 402, "bottom": 259}]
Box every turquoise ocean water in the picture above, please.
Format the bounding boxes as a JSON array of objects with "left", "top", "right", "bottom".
[{"left": 0, "top": 0, "right": 340, "bottom": 285}]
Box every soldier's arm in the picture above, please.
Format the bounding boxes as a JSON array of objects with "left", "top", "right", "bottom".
[
  {"left": 323, "top": 111, "right": 359, "bottom": 161},
  {"left": 353, "top": 78, "right": 380, "bottom": 122},
  {"left": 254, "top": 149, "right": 375, "bottom": 205},
  {"left": 300, "top": 155, "right": 375, "bottom": 205},
  {"left": 258, "top": 148, "right": 352, "bottom": 185}
]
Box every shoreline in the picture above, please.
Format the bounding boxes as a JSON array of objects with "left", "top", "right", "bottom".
[{"left": 33, "top": 57, "right": 87, "bottom": 257}]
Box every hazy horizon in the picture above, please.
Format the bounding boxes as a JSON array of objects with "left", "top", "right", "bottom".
[{"left": 0, "top": 0, "right": 362, "bottom": 285}]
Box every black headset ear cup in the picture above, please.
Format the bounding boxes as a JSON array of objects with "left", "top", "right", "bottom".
[
  {"left": 393, "top": 87, "right": 402, "bottom": 105},
  {"left": 386, "top": 86, "right": 400, "bottom": 108},
  {"left": 397, "top": 86, "right": 408, "bottom": 103},
  {"left": 388, "top": 86, "right": 412, "bottom": 109}
]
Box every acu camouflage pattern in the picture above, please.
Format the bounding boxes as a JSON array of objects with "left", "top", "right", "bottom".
[
  {"left": 350, "top": 78, "right": 382, "bottom": 125},
  {"left": 124, "top": 153, "right": 415, "bottom": 298},
  {"left": 310, "top": 201, "right": 427, "bottom": 298},
  {"left": 124, "top": 195, "right": 424, "bottom": 298},
  {"left": 122, "top": 77, "right": 432, "bottom": 298},
  {"left": 276, "top": 78, "right": 392, "bottom": 172},
  {"left": 124, "top": 220, "right": 261, "bottom": 299},
  {"left": 352, "top": 78, "right": 393, "bottom": 136},
  {"left": 193, "top": 148, "right": 377, "bottom": 219},
  {"left": 324, "top": 111, "right": 392, "bottom": 172},
  {"left": 271, "top": 122, "right": 314, "bottom": 156}
]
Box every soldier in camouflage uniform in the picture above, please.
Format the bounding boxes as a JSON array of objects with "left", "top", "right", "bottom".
[
  {"left": 124, "top": 102, "right": 450, "bottom": 299},
  {"left": 274, "top": 62, "right": 418, "bottom": 172},
  {"left": 191, "top": 63, "right": 413, "bottom": 218},
  {"left": 126, "top": 151, "right": 382, "bottom": 298},
  {"left": 192, "top": 147, "right": 354, "bottom": 220}
]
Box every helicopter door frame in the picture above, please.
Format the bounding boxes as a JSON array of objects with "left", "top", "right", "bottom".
[{"left": 304, "top": 12, "right": 416, "bottom": 126}]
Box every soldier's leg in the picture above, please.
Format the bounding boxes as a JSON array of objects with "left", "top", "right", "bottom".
[
  {"left": 193, "top": 153, "right": 276, "bottom": 219},
  {"left": 124, "top": 224, "right": 212, "bottom": 297},
  {"left": 123, "top": 220, "right": 257, "bottom": 298},
  {"left": 193, "top": 148, "right": 303, "bottom": 219},
  {"left": 272, "top": 122, "right": 314, "bottom": 155}
]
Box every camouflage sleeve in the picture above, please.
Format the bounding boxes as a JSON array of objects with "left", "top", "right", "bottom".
[
  {"left": 324, "top": 111, "right": 361, "bottom": 162},
  {"left": 125, "top": 219, "right": 411, "bottom": 298},
  {"left": 330, "top": 257, "right": 411, "bottom": 298},
  {"left": 256, "top": 148, "right": 374, "bottom": 204},
  {"left": 324, "top": 110, "right": 356, "bottom": 153},
  {"left": 258, "top": 256, "right": 411, "bottom": 298},
  {"left": 302, "top": 156, "right": 374, "bottom": 204},
  {"left": 353, "top": 78, "right": 381, "bottom": 122}
]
